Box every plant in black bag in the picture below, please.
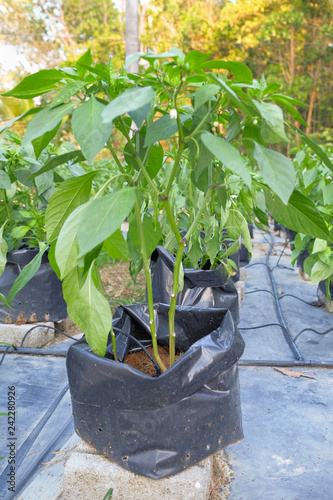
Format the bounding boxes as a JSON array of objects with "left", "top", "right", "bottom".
[
  {"left": 0, "top": 131, "right": 82, "bottom": 312},
  {"left": 3, "top": 47, "right": 332, "bottom": 477}
]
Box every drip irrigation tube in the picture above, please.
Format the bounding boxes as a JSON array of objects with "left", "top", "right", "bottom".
[
  {"left": 0, "top": 385, "right": 69, "bottom": 494},
  {"left": 266, "top": 233, "right": 304, "bottom": 361},
  {"left": 239, "top": 359, "right": 333, "bottom": 368},
  {"left": 0, "top": 346, "right": 68, "bottom": 356}
]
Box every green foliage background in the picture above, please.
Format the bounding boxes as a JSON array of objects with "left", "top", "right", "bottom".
[{"left": 0, "top": 0, "right": 332, "bottom": 142}]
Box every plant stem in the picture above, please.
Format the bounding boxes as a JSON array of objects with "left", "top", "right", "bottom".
[
  {"left": 110, "top": 325, "right": 118, "bottom": 362},
  {"left": 168, "top": 242, "right": 185, "bottom": 365},
  {"left": 119, "top": 117, "right": 160, "bottom": 198},
  {"left": 165, "top": 141, "right": 185, "bottom": 197},
  {"left": 106, "top": 142, "right": 129, "bottom": 176},
  {"left": 134, "top": 190, "right": 166, "bottom": 373},
  {"left": 93, "top": 174, "right": 128, "bottom": 199},
  {"left": 161, "top": 198, "right": 183, "bottom": 244}
]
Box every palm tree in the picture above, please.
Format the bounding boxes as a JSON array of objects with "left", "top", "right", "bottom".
[{"left": 126, "top": 0, "right": 140, "bottom": 72}]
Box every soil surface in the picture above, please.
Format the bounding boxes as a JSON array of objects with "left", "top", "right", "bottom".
[{"left": 124, "top": 345, "right": 183, "bottom": 376}]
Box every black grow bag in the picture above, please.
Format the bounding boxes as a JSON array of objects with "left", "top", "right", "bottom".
[
  {"left": 150, "top": 246, "right": 239, "bottom": 324},
  {"left": 67, "top": 305, "right": 245, "bottom": 479},
  {"left": 0, "top": 248, "right": 67, "bottom": 323},
  {"left": 318, "top": 280, "right": 333, "bottom": 301}
]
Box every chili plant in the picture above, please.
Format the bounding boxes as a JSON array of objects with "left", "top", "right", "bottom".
[{"left": 3, "top": 48, "right": 333, "bottom": 372}]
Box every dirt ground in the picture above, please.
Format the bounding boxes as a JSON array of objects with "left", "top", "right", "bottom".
[{"left": 99, "top": 260, "right": 146, "bottom": 311}]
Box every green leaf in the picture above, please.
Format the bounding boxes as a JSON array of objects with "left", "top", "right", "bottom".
[
  {"left": 311, "top": 260, "right": 333, "bottom": 285},
  {"left": 63, "top": 265, "right": 111, "bottom": 356},
  {"left": 102, "top": 87, "right": 155, "bottom": 124},
  {"left": 102, "top": 488, "right": 114, "bottom": 500},
  {"left": 129, "top": 102, "right": 154, "bottom": 128},
  {"left": 294, "top": 127, "right": 333, "bottom": 173},
  {"left": 46, "top": 172, "right": 97, "bottom": 242},
  {"left": 253, "top": 142, "right": 295, "bottom": 204},
  {"left": 0, "top": 222, "right": 8, "bottom": 278},
  {"left": 11, "top": 226, "right": 30, "bottom": 238},
  {"left": 323, "top": 182, "right": 333, "bottom": 205},
  {"left": 201, "top": 61, "right": 253, "bottom": 83},
  {"left": 22, "top": 103, "right": 75, "bottom": 147},
  {"left": 225, "top": 210, "right": 252, "bottom": 254},
  {"left": 7, "top": 243, "right": 48, "bottom": 303},
  {"left": 225, "top": 111, "right": 241, "bottom": 142},
  {"left": 72, "top": 98, "right": 113, "bottom": 164},
  {"left": 0, "top": 108, "right": 45, "bottom": 135},
  {"left": 200, "top": 131, "right": 251, "bottom": 187},
  {"left": 28, "top": 150, "right": 85, "bottom": 180},
  {"left": 55, "top": 203, "right": 89, "bottom": 279},
  {"left": 127, "top": 216, "right": 143, "bottom": 281},
  {"left": 184, "top": 50, "right": 210, "bottom": 70},
  {"left": 270, "top": 95, "right": 308, "bottom": 127},
  {"left": 0, "top": 171, "right": 11, "bottom": 190},
  {"left": 77, "top": 188, "right": 136, "bottom": 257},
  {"left": 270, "top": 94, "right": 307, "bottom": 107},
  {"left": 2, "top": 70, "right": 66, "bottom": 99},
  {"left": 125, "top": 52, "right": 145, "bottom": 69},
  {"left": 146, "top": 143, "right": 164, "bottom": 179},
  {"left": 142, "top": 214, "right": 162, "bottom": 257},
  {"left": 48, "top": 241, "right": 61, "bottom": 279},
  {"left": 144, "top": 113, "right": 189, "bottom": 147},
  {"left": 255, "top": 101, "right": 289, "bottom": 143},
  {"left": 265, "top": 190, "right": 332, "bottom": 242},
  {"left": 312, "top": 238, "right": 327, "bottom": 254},
  {"left": 204, "top": 223, "right": 220, "bottom": 264},
  {"left": 51, "top": 81, "right": 87, "bottom": 108},
  {"left": 35, "top": 169, "right": 54, "bottom": 195},
  {"left": 194, "top": 84, "right": 220, "bottom": 111},
  {"left": 76, "top": 49, "right": 93, "bottom": 79},
  {"left": 31, "top": 123, "right": 61, "bottom": 159},
  {"left": 209, "top": 74, "right": 253, "bottom": 115},
  {"left": 103, "top": 229, "right": 128, "bottom": 261}
]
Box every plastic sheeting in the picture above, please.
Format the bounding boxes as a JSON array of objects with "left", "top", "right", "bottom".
[
  {"left": 150, "top": 246, "right": 240, "bottom": 324},
  {"left": 0, "top": 248, "right": 67, "bottom": 323},
  {"left": 67, "top": 306, "right": 245, "bottom": 479}
]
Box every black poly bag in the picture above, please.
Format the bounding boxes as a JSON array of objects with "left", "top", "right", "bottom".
[
  {"left": 67, "top": 305, "right": 245, "bottom": 479},
  {"left": 0, "top": 248, "right": 67, "bottom": 323},
  {"left": 150, "top": 246, "right": 239, "bottom": 323}
]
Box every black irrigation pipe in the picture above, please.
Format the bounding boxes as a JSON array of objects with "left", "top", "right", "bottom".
[
  {"left": 0, "top": 384, "right": 69, "bottom": 494},
  {"left": 0, "top": 324, "right": 80, "bottom": 365},
  {"left": 266, "top": 232, "right": 304, "bottom": 361},
  {"left": 239, "top": 359, "right": 333, "bottom": 368},
  {"left": 0, "top": 346, "right": 68, "bottom": 357},
  {"left": 5, "top": 417, "right": 74, "bottom": 500},
  {"left": 241, "top": 228, "right": 333, "bottom": 367}
]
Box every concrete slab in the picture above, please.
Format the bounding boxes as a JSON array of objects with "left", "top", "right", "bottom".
[
  {"left": 226, "top": 366, "right": 333, "bottom": 500},
  {"left": 0, "top": 322, "right": 55, "bottom": 348},
  {"left": 62, "top": 442, "right": 213, "bottom": 500}
]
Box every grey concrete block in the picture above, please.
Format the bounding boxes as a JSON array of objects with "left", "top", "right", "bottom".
[
  {"left": 62, "top": 441, "right": 213, "bottom": 500},
  {"left": 239, "top": 266, "right": 247, "bottom": 281},
  {"left": 0, "top": 322, "right": 55, "bottom": 348},
  {"left": 235, "top": 280, "right": 245, "bottom": 309}
]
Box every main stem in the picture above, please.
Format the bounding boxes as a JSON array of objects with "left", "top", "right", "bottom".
[
  {"left": 134, "top": 191, "right": 166, "bottom": 373},
  {"left": 168, "top": 242, "right": 185, "bottom": 365}
]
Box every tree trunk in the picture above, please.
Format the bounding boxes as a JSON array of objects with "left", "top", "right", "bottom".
[
  {"left": 126, "top": 0, "right": 140, "bottom": 73},
  {"left": 306, "top": 90, "right": 316, "bottom": 135}
]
